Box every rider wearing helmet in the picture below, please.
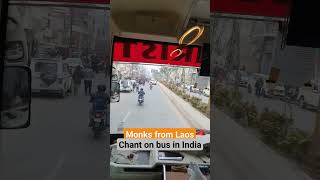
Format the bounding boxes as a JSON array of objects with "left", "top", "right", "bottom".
[
  {"left": 88, "top": 84, "right": 109, "bottom": 128},
  {"left": 138, "top": 88, "right": 145, "bottom": 98}
]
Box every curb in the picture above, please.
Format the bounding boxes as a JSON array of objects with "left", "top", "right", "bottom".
[{"left": 158, "top": 83, "right": 210, "bottom": 129}]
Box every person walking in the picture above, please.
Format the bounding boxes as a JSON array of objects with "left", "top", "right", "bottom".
[
  {"left": 84, "top": 68, "right": 95, "bottom": 95},
  {"left": 255, "top": 78, "right": 263, "bottom": 97},
  {"left": 72, "top": 65, "right": 84, "bottom": 96}
]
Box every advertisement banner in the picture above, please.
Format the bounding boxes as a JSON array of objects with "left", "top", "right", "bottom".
[
  {"left": 112, "top": 36, "right": 202, "bottom": 67},
  {"left": 210, "top": 0, "right": 291, "bottom": 18}
]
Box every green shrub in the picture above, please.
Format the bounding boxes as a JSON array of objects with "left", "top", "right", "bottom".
[
  {"left": 197, "top": 102, "right": 207, "bottom": 113},
  {"left": 190, "top": 97, "right": 201, "bottom": 107},
  {"left": 259, "top": 108, "right": 293, "bottom": 145},
  {"left": 213, "top": 88, "right": 229, "bottom": 108},
  {"left": 229, "top": 101, "right": 245, "bottom": 119},
  {"left": 182, "top": 94, "right": 191, "bottom": 101},
  {"left": 278, "top": 129, "right": 310, "bottom": 161},
  {"left": 244, "top": 102, "right": 258, "bottom": 127}
]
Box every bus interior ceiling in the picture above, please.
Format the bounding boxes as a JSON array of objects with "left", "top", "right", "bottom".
[{"left": 110, "top": 0, "right": 210, "bottom": 50}]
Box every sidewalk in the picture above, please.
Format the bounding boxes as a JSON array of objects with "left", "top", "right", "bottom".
[
  {"left": 158, "top": 83, "right": 210, "bottom": 129},
  {"left": 213, "top": 106, "right": 313, "bottom": 180}
]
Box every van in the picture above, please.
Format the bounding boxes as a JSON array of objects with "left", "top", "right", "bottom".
[
  {"left": 31, "top": 58, "right": 72, "bottom": 97},
  {"left": 119, "top": 79, "right": 133, "bottom": 92}
]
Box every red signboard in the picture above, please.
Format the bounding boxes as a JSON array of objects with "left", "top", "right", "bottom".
[
  {"left": 112, "top": 37, "right": 202, "bottom": 67},
  {"left": 211, "top": 0, "right": 291, "bottom": 18}
]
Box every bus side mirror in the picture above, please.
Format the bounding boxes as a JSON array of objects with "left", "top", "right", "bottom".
[
  {"left": 1, "top": 66, "right": 31, "bottom": 129},
  {"left": 111, "top": 82, "right": 120, "bottom": 103}
]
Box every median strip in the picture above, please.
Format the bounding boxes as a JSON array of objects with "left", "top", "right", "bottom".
[{"left": 158, "top": 82, "right": 210, "bottom": 129}]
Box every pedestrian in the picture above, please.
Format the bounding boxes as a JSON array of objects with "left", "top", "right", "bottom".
[
  {"left": 72, "top": 65, "right": 84, "bottom": 96},
  {"left": 133, "top": 82, "right": 136, "bottom": 92},
  {"left": 84, "top": 67, "right": 95, "bottom": 95},
  {"left": 255, "top": 78, "right": 263, "bottom": 97}
]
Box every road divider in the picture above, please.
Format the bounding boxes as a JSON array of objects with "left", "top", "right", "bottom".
[{"left": 158, "top": 82, "right": 210, "bottom": 129}]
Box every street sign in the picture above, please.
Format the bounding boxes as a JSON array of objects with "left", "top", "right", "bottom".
[
  {"left": 211, "top": 0, "right": 291, "bottom": 18},
  {"left": 112, "top": 36, "right": 202, "bottom": 68}
]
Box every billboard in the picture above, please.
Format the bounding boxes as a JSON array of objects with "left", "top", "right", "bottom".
[
  {"left": 210, "top": 0, "right": 291, "bottom": 18},
  {"left": 112, "top": 36, "right": 202, "bottom": 67}
]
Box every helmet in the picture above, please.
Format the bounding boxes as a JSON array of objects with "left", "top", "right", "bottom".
[
  {"left": 140, "top": 88, "right": 143, "bottom": 91},
  {"left": 98, "top": 85, "right": 106, "bottom": 92}
]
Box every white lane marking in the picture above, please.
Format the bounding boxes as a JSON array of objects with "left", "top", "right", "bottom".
[
  {"left": 117, "top": 111, "right": 131, "bottom": 132},
  {"left": 44, "top": 153, "right": 65, "bottom": 180}
]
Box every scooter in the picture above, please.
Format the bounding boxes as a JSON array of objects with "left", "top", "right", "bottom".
[
  {"left": 138, "top": 95, "right": 144, "bottom": 105},
  {"left": 91, "top": 110, "right": 106, "bottom": 138}
]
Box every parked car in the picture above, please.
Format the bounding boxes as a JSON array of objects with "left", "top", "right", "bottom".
[
  {"left": 191, "top": 86, "right": 200, "bottom": 93},
  {"left": 203, "top": 88, "right": 210, "bottom": 97},
  {"left": 31, "top": 58, "right": 72, "bottom": 97},
  {"left": 297, "top": 80, "right": 320, "bottom": 108},
  {"left": 270, "top": 83, "right": 286, "bottom": 97}
]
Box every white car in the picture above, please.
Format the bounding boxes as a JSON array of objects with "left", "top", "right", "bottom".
[
  {"left": 297, "top": 81, "right": 320, "bottom": 108},
  {"left": 150, "top": 80, "right": 157, "bottom": 85},
  {"left": 203, "top": 88, "right": 210, "bottom": 97},
  {"left": 270, "top": 84, "right": 286, "bottom": 97},
  {"left": 192, "top": 86, "right": 200, "bottom": 93}
]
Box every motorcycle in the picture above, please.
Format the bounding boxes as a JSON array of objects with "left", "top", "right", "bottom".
[
  {"left": 91, "top": 110, "right": 106, "bottom": 137},
  {"left": 150, "top": 84, "right": 153, "bottom": 90},
  {"left": 138, "top": 95, "right": 144, "bottom": 105}
]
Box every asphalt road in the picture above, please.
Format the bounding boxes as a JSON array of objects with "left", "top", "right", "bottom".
[
  {"left": 0, "top": 85, "right": 107, "bottom": 180},
  {"left": 213, "top": 106, "right": 312, "bottom": 180},
  {"left": 110, "top": 84, "right": 191, "bottom": 134}
]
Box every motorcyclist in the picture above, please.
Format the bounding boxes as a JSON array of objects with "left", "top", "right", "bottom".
[
  {"left": 88, "top": 84, "right": 109, "bottom": 128},
  {"left": 149, "top": 82, "right": 153, "bottom": 90},
  {"left": 138, "top": 88, "right": 145, "bottom": 99}
]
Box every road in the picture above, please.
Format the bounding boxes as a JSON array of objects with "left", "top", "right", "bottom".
[
  {"left": 213, "top": 106, "right": 313, "bottom": 180},
  {"left": 110, "top": 84, "right": 192, "bottom": 134},
  {"left": 0, "top": 81, "right": 107, "bottom": 180}
]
